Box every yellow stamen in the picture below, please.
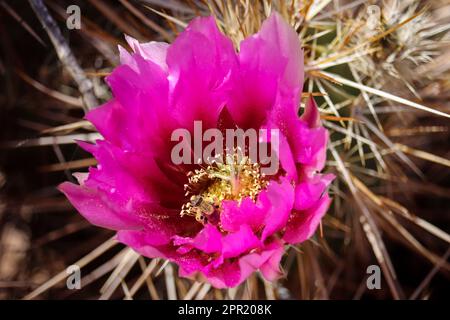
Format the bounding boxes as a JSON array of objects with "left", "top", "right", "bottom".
[{"left": 180, "top": 151, "right": 267, "bottom": 224}]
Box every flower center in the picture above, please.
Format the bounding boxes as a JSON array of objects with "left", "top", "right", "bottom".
[{"left": 180, "top": 152, "right": 267, "bottom": 225}]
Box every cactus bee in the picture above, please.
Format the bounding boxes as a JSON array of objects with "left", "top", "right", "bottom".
[{"left": 181, "top": 195, "right": 219, "bottom": 224}]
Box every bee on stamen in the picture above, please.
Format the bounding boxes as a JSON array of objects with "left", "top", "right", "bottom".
[{"left": 181, "top": 195, "right": 219, "bottom": 225}]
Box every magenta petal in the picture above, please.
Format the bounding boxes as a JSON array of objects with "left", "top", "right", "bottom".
[
  {"left": 221, "top": 178, "right": 295, "bottom": 240},
  {"left": 284, "top": 194, "right": 332, "bottom": 244},
  {"left": 238, "top": 254, "right": 263, "bottom": 283},
  {"left": 276, "top": 131, "right": 297, "bottom": 180},
  {"left": 294, "top": 124, "right": 328, "bottom": 171},
  {"left": 220, "top": 197, "right": 265, "bottom": 233},
  {"left": 118, "top": 45, "right": 135, "bottom": 70},
  {"left": 202, "top": 260, "right": 241, "bottom": 289},
  {"left": 294, "top": 173, "right": 334, "bottom": 210},
  {"left": 258, "top": 241, "right": 285, "bottom": 281},
  {"left": 59, "top": 182, "right": 142, "bottom": 231},
  {"left": 166, "top": 16, "right": 237, "bottom": 129},
  {"left": 85, "top": 99, "right": 122, "bottom": 147},
  {"left": 256, "top": 12, "right": 304, "bottom": 93},
  {"left": 118, "top": 227, "right": 169, "bottom": 248},
  {"left": 260, "top": 177, "right": 295, "bottom": 240},
  {"left": 227, "top": 12, "right": 303, "bottom": 129},
  {"left": 193, "top": 224, "right": 222, "bottom": 253},
  {"left": 124, "top": 35, "right": 169, "bottom": 71},
  {"left": 82, "top": 141, "right": 182, "bottom": 205},
  {"left": 260, "top": 122, "right": 296, "bottom": 179},
  {"left": 119, "top": 230, "right": 208, "bottom": 275},
  {"left": 238, "top": 240, "right": 284, "bottom": 282},
  {"left": 88, "top": 56, "right": 173, "bottom": 154},
  {"left": 222, "top": 225, "right": 260, "bottom": 259},
  {"left": 173, "top": 224, "right": 222, "bottom": 254},
  {"left": 117, "top": 229, "right": 172, "bottom": 258},
  {"left": 227, "top": 36, "right": 285, "bottom": 129},
  {"left": 227, "top": 42, "right": 283, "bottom": 128},
  {"left": 301, "top": 96, "right": 321, "bottom": 128},
  {"left": 269, "top": 109, "right": 328, "bottom": 173},
  {"left": 177, "top": 253, "right": 212, "bottom": 278}
]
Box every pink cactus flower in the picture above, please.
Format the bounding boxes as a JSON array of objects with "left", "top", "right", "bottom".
[{"left": 59, "top": 12, "right": 334, "bottom": 288}]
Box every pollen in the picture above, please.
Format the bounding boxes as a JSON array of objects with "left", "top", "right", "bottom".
[{"left": 180, "top": 151, "right": 267, "bottom": 224}]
